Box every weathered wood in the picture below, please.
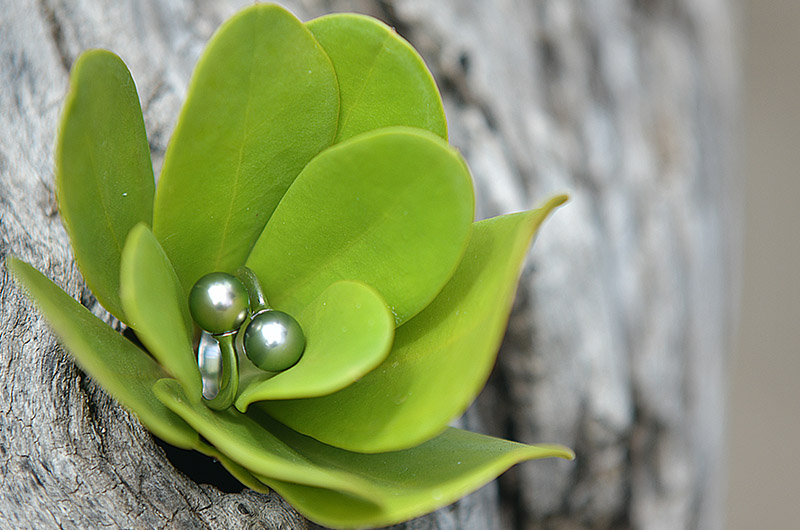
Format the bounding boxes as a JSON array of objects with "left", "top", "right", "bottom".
[{"left": 0, "top": 0, "right": 737, "bottom": 528}]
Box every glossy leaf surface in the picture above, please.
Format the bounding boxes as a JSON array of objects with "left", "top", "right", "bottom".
[
  {"left": 307, "top": 13, "right": 447, "bottom": 143},
  {"left": 259, "top": 428, "right": 572, "bottom": 529},
  {"left": 157, "top": 379, "right": 573, "bottom": 529},
  {"left": 119, "top": 224, "right": 201, "bottom": 400},
  {"left": 236, "top": 280, "right": 394, "bottom": 407},
  {"left": 153, "top": 379, "right": 379, "bottom": 502},
  {"left": 246, "top": 127, "right": 474, "bottom": 326},
  {"left": 56, "top": 49, "right": 154, "bottom": 321},
  {"left": 153, "top": 4, "right": 339, "bottom": 292},
  {"left": 7, "top": 258, "right": 198, "bottom": 450},
  {"left": 262, "top": 196, "right": 568, "bottom": 453}
]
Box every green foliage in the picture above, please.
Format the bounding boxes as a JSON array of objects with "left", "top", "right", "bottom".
[
  {"left": 307, "top": 13, "right": 448, "bottom": 142},
  {"left": 7, "top": 258, "right": 198, "bottom": 450},
  {"left": 157, "top": 379, "right": 574, "bottom": 528},
  {"left": 152, "top": 4, "right": 339, "bottom": 292},
  {"left": 55, "top": 49, "right": 154, "bottom": 322},
  {"left": 246, "top": 127, "right": 474, "bottom": 326},
  {"left": 7, "top": 4, "right": 573, "bottom": 528},
  {"left": 261, "top": 197, "right": 567, "bottom": 453},
  {"left": 120, "top": 223, "right": 201, "bottom": 400},
  {"left": 236, "top": 280, "right": 395, "bottom": 406}
]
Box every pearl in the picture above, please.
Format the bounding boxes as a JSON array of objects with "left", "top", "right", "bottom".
[
  {"left": 243, "top": 310, "right": 305, "bottom": 371},
  {"left": 189, "top": 272, "right": 249, "bottom": 334}
]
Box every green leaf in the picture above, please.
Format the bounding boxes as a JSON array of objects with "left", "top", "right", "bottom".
[
  {"left": 246, "top": 127, "right": 474, "bottom": 326},
  {"left": 56, "top": 49, "right": 155, "bottom": 322},
  {"left": 235, "top": 280, "right": 394, "bottom": 408},
  {"left": 152, "top": 379, "right": 380, "bottom": 503},
  {"left": 119, "top": 223, "right": 201, "bottom": 401},
  {"left": 156, "top": 379, "right": 573, "bottom": 530},
  {"left": 153, "top": 4, "right": 339, "bottom": 292},
  {"left": 196, "top": 440, "right": 270, "bottom": 494},
  {"left": 261, "top": 196, "right": 568, "bottom": 453},
  {"left": 6, "top": 258, "right": 198, "bottom": 450},
  {"left": 260, "top": 480, "right": 382, "bottom": 528},
  {"left": 307, "top": 13, "right": 447, "bottom": 143},
  {"left": 258, "top": 427, "right": 572, "bottom": 529}
]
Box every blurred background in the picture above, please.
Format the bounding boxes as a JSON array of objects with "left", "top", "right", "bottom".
[{"left": 727, "top": 2, "right": 800, "bottom": 529}]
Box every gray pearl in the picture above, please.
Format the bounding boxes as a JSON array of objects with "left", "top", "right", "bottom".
[
  {"left": 243, "top": 310, "right": 305, "bottom": 372},
  {"left": 189, "top": 272, "right": 249, "bottom": 334}
]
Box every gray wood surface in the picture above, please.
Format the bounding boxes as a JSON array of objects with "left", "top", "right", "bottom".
[{"left": 0, "top": 1, "right": 738, "bottom": 528}]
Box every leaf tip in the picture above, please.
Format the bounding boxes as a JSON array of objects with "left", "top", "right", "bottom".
[
  {"left": 525, "top": 443, "right": 575, "bottom": 462},
  {"left": 554, "top": 445, "right": 577, "bottom": 461},
  {"left": 4, "top": 256, "right": 34, "bottom": 292},
  {"left": 540, "top": 193, "right": 570, "bottom": 212},
  {"left": 4, "top": 254, "right": 21, "bottom": 274},
  {"left": 536, "top": 444, "right": 575, "bottom": 461}
]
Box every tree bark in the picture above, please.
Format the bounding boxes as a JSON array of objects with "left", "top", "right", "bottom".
[{"left": 0, "top": 1, "right": 738, "bottom": 529}]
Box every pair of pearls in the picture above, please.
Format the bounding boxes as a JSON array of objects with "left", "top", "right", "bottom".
[{"left": 188, "top": 269, "right": 305, "bottom": 406}]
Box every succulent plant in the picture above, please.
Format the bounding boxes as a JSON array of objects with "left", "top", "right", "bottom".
[{"left": 7, "top": 4, "right": 573, "bottom": 528}]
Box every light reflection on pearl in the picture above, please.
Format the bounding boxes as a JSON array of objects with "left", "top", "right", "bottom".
[
  {"left": 258, "top": 320, "right": 288, "bottom": 347},
  {"left": 207, "top": 282, "right": 234, "bottom": 309}
]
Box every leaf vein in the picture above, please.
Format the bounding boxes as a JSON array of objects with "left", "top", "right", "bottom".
[
  {"left": 214, "top": 22, "right": 260, "bottom": 270},
  {"left": 335, "top": 32, "right": 392, "bottom": 139}
]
